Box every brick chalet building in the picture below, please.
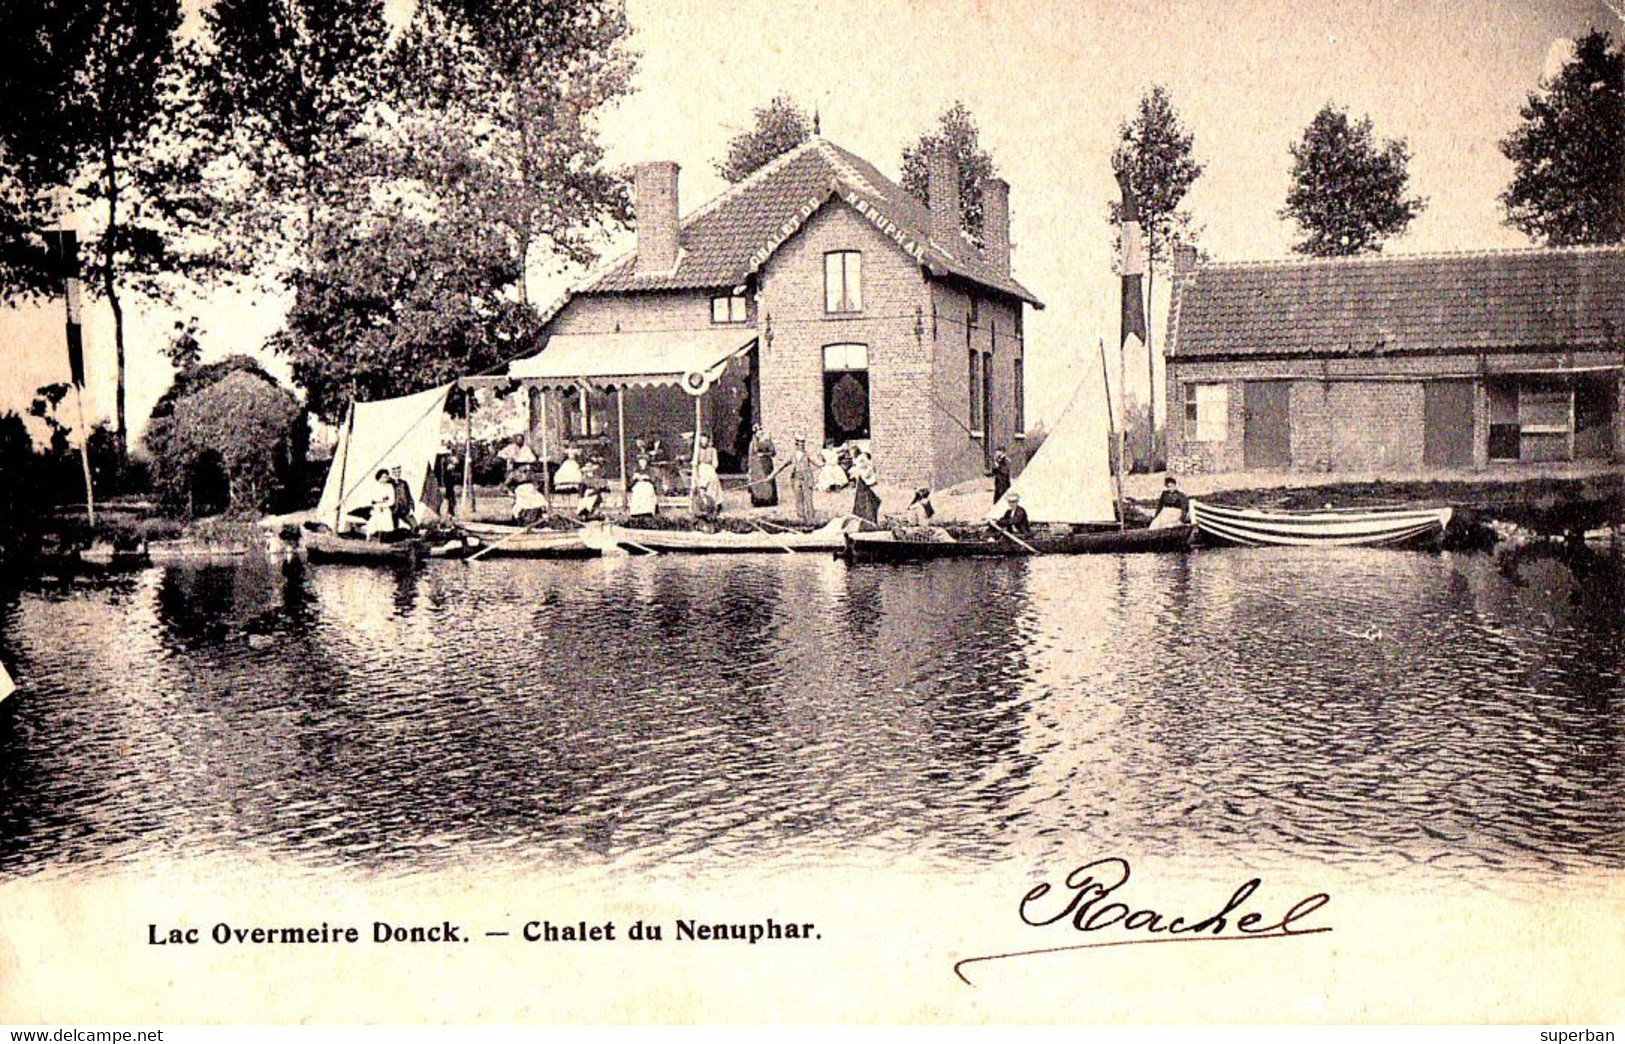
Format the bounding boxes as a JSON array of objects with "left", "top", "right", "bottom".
[
  {"left": 516, "top": 136, "right": 1042, "bottom": 491},
  {"left": 1163, "top": 244, "right": 1625, "bottom": 474}
]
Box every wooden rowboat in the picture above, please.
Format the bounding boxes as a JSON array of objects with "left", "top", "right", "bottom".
[
  {"left": 303, "top": 529, "right": 424, "bottom": 564},
  {"left": 439, "top": 521, "right": 600, "bottom": 559},
  {"left": 1189, "top": 500, "right": 1452, "bottom": 548},
  {"left": 611, "top": 517, "right": 865, "bottom": 555},
  {"left": 842, "top": 525, "right": 1196, "bottom": 563}
]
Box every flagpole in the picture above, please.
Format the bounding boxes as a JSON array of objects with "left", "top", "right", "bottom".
[
  {"left": 51, "top": 220, "right": 95, "bottom": 528},
  {"left": 72, "top": 385, "right": 95, "bottom": 528}
]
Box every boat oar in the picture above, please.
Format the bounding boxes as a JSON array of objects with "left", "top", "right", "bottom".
[
  {"left": 466, "top": 516, "right": 548, "bottom": 562},
  {"left": 988, "top": 519, "right": 1040, "bottom": 555},
  {"left": 752, "top": 520, "right": 797, "bottom": 554}
]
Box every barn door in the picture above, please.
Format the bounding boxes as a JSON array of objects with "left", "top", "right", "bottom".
[
  {"left": 1424, "top": 380, "right": 1474, "bottom": 468},
  {"left": 1243, "top": 381, "right": 1291, "bottom": 469}
]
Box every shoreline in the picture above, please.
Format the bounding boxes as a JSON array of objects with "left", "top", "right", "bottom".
[{"left": 5, "top": 466, "right": 1620, "bottom": 573}]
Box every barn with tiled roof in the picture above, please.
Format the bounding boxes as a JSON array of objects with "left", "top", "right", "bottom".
[
  {"left": 1163, "top": 244, "right": 1625, "bottom": 474},
  {"left": 523, "top": 136, "right": 1042, "bottom": 492}
]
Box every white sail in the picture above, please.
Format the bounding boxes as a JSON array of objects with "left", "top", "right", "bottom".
[
  {"left": 988, "top": 376, "right": 1117, "bottom": 525},
  {"left": 315, "top": 384, "right": 453, "bottom": 527}
]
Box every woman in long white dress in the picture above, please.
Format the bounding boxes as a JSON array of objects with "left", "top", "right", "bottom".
[
  {"left": 817, "top": 442, "right": 848, "bottom": 490},
  {"left": 553, "top": 448, "right": 584, "bottom": 494},
  {"left": 627, "top": 463, "right": 658, "bottom": 518},
  {"left": 691, "top": 435, "right": 723, "bottom": 518},
  {"left": 364, "top": 469, "right": 397, "bottom": 538}
]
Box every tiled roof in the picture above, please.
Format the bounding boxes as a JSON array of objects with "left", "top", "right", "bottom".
[
  {"left": 1170, "top": 245, "right": 1625, "bottom": 358},
  {"left": 576, "top": 137, "right": 1042, "bottom": 307}
]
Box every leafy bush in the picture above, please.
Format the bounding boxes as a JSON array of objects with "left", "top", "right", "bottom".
[{"left": 143, "top": 356, "right": 307, "bottom": 516}]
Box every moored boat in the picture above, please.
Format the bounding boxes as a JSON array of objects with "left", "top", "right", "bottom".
[
  {"left": 1189, "top": 500, "right": 1452, "bottom": 548},
  {"left": 843, "top": 524, "right": 1195, "bottom": 563},
  {"left": 303, "top": 528, "right": 425, "bottom": 564},
  {"left": 436, "top": 521, "right": 601, "bottom": 559},
  {"left": 611, "top": 516, "right": 865, "bottom": 555}
]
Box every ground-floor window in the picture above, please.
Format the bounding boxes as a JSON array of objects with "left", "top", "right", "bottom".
[
  {"left": 1014, "top": 357, "right": 1025, "bottom": 434},
  {"left": 823, "top": 343, "right": 870, "bottom": 444},
  {"left": 1487, "top": 374, "right": 1617, "bottom": 462},
  {"left": 562, "top": 385, "right": 611, "bottom": 441},
  {"left": 1184, "top": 382, "right": 1228, "bottom": 442},
  {"left": 967, "top": 348, "right": 984, "bottom": 438}
]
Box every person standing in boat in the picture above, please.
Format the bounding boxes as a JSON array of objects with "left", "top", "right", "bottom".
[
  {"left": 747, "top": 425, "right": 778, "bottom": 507},
  {"left": 989, "top": 448, "right": 1011, "bottom": 505},
  {"left": 389, "top": 466, "right": 417, "bottom": 531},
  {"left": 850, "top": 449, "right": 881, "bottom": 523},
  {"left": 787, "top": 437, "right": 818, "bottom": 525},
  {"left": 365, "top": 469, "right": 398, "bottom": 539},
  {"left": 1149, "top": 476, "right": 1190, "bottom": 529}
]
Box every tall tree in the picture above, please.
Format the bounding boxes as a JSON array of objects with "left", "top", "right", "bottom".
[
  {"left": 271, "top": 0, "right": 635, "bottom": 416},
  {"left": 716, "top": 94, "right": 813, "bottom": 183},
  {"left": 273, "top": 201, "right": 541, "bottom": 424},
  {"left": 0, "top": 0, "right": 220, "bottom": 465},
  {"left": 1500, "top": 29, "right": 1625, "bottom": 246},
  {"left": 397, "top": 0, "right": 637, "bottom": 304},
  {"left": 1282, "top": 105, "right": 1425, "bottom": 256},
  {"left": 1108, "top": 85, "right": 1204, "bottom": 441},
  {"left": 197, "top": 0, "right": 393, "bottom": 277},
  {"left": 900, "top": 101, "right": 996, "bottom": 238}
]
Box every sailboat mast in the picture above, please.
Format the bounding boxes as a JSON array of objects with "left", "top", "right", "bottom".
[
  {"left": 1099, "top": 339, "right": 1127, "bottom": 528},
  {"left": 332, "top": 402, "right": 354, "bottom": 532}
]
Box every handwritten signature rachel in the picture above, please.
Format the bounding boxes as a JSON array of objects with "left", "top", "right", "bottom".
[{"left": 953, "top": 856, "right": 1333, "bottom": 986}]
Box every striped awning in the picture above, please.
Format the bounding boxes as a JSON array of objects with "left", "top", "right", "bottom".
[{"left": 503, "top": 329, "right": 758, "bottom": 390}]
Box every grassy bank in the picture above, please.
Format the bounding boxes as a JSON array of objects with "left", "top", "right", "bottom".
[{"left": 0, "top": 502, "right": 276, "bottom": 571}]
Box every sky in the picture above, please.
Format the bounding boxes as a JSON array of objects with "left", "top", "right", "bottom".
[{"left": 2, "top": 0, "right": 1618, "bottom": 448}]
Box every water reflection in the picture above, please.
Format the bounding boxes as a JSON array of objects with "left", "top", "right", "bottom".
[{"left": 0, "top": 548, "right": 1620, "bottom": 879}]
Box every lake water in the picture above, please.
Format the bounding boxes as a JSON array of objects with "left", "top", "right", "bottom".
[{"left": 1, "top": 547, "right": 1621, "bottom": 881}]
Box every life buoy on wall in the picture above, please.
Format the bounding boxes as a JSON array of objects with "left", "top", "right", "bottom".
[{"left": 682, "top": 370, "right": 713, "bottom": 397}]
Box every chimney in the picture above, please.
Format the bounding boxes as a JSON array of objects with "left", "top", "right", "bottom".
[
  {"left": 1172, "top": 242, "right": 1200, "bottom": 283},
  {"left": 634, "top": 161, "right": 680, "bottom": 275},
  {"left": 982, "top": 177, "right": 1011, "bottom": 272},
  {"left": 928, "top": 146, "right": 959, "bottom": 248}
]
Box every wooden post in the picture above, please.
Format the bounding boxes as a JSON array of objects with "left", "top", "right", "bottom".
[
  {"left": 692, "top": 395, "right": 703, "bottom": 505},
  {"left": 616, "top": 386, "right": 630, "bottom": 508},
  {"left": 72, "top": 384, "right": 95, "bottom": 528},
  {"left": 460, "top": 399, "right": 474, "bottom": 520},
  {"left": 539, "top": 385, "right": 552, "bottom": 510}
]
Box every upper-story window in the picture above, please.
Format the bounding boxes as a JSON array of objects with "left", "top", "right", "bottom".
[
  {"left": 711, "top": 290, "right": 748, "bottom": 324},
  {"left": 824, "top": 251, "right": 862, "bottom": 313},
  {"left": 967, "top": 296, "right": 980, "bottom": 327}
]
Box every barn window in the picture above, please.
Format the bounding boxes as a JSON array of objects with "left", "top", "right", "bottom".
[{"left": 1185, "top": 382, "right": 1227, "bottom": 442}]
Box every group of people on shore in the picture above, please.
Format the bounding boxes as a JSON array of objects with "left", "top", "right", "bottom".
[{"left": 477, "top": 428, "right": 1197, "bottom": 538}]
